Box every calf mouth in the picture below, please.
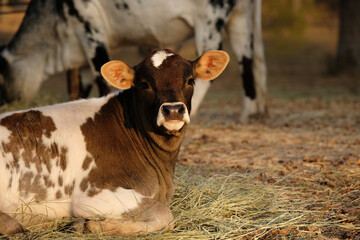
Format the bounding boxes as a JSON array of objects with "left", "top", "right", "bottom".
[{"left": 162, "top": 120, "right": 186, "bottom": 131}]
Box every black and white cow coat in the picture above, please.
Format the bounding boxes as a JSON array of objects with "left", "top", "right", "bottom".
[{"left": 0, "top": 0, "right": 266, "bottom": 123}]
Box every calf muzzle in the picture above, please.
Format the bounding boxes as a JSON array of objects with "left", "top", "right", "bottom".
[{"left": 157, "top": 102, "right": 190, "bottom": 131}]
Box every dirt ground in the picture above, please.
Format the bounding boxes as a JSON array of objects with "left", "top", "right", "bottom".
[{"left": 0, "top": 5, "right": 359, "bottom": 239}]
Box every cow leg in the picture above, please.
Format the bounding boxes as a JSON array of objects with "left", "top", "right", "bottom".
[
  {"left": 67, "top": 68, "right": 93, "bottom": 99},
  {"left": 95, "top": 76, "right": 110, "bottom": 96},
  {"left": 0, "top": 211, "right": 26, "bottom": 235},
  {"left": 87, "top": 43, "right": 111, "bottom": 96},
  {"left": 74, "top": 21, "right": 111, "bottom": 97},
  {"left": 82, "top": 199, "right": 174, "bottom": 235},
  {"left": 191, "top": 1, "right": 236, "bottom": 116},
  {"left": 227, "top": 0, "right": 267, "bottom": 124},
  {"left": 67, "top": 68, "right": 81, "bottom": 100}
]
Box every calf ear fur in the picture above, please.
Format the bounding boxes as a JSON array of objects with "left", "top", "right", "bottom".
[
  {"left": 101, "top": 61, "right": 135, "bottom": 90},
  {"left": 193, "top": 50, "right": 230, "bottom": 81}
]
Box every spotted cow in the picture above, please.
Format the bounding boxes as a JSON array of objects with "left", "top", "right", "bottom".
[
  {"left": 0, "top": 49, "right": 229, "bottom": 235},
  {"left": 0, "top": 0, "right": 266, "bottom": 123}
]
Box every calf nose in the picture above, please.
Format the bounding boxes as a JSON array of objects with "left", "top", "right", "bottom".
[{"left": 162, "top": 104, "right": 185, "bottom": 116}]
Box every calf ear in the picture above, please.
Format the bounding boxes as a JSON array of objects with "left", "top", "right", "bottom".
[
  {"left": 193, "top": 50, "right": 230, "bottom": 81},
  {"left": 101, "top": 61, "right": 135, "bottom": 90}
]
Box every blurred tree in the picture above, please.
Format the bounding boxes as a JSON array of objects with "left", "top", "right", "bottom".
[{"left": 336, "top": 0, "right": 360, "bottom": 75}]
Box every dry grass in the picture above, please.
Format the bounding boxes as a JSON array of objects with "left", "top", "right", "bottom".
[{"left": 2, "top": 164, "right": 359, "bottom": 240}]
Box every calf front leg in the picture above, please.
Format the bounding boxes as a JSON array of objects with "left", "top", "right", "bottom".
[
  {"left": 82, "top": 199, "right": 174, "bottom": 235},
  {"left": 0, "top": 211, "right": 26, "bottom": 235}
]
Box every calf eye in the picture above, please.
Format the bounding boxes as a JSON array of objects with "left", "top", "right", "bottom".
[
  {"left": 139, "top": 81, "right": 150, "bottom": 89},
  {"left": 187, "top": 78, "right": 195, "bottom": 86}
]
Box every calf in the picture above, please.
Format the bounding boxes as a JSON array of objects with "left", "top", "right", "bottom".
[
  {"left": 0, "top": 49, "right": 229, "bottom": 235},
  {"left": 0, "top": 0, "right": 266, "bottom": 123}
]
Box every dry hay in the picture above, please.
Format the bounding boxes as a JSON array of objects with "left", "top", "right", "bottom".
[{"left": 2, "top": 164, "right": 359, "bottom": 240}]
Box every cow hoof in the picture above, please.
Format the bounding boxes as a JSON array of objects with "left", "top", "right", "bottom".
[{"left": 240, "top": 97, "right": 268, "bottom": 124}]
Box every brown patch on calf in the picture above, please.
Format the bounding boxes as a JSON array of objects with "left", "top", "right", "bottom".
[
  {"left": 80, "top": 177, "right": 89, "bottom": 192},
  {"left": 43, "top": 175, "right": 55, "bottom": 188},
  {"left": 82, "top": 156, "right": 93, "bottom": 170},
  {"left": 18, "top": 172, "right": 47, "bottom": 201},
  {"left": 58, "top": 176, "right": 63, "bottom": 186},
  {"left": 64, "top": 180, "right": 75, "bottom": 196},
  {"left": 0, "top": 110, "right": 71, "bottom": 200},
  {"left": 55, "top": 190, "right": 62, "bottom": 199},
  {"left": 58, "top": 147, "right": 68, "bottom": 171},
  {"left": 80, "top": 95, "right": 179, "bottom": 204},
  {"left": 0, "top": 110, "right": 69, "bottom": 172}
]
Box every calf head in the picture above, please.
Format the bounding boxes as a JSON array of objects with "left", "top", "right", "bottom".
[{"left": 101, "top": 49, "right": 229, "bottom": 134}]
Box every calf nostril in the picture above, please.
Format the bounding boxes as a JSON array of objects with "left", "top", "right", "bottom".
[
  {"left": 162, "top": 106, "right": 170, "bottom": 115},
  {"left": 178, "top": 105, "right": 185, "bottom": 114},
  {"left": 162, "top": 104, "right": 186, "bottom": 116}
]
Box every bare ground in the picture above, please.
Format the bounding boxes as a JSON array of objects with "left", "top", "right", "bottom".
[{"left": 177, "top": 26, "right": 360, "bottom": 238}]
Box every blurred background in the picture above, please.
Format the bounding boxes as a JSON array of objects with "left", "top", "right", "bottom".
[{"left": 0, "top": 0, "right": 359, "bottom": 114}]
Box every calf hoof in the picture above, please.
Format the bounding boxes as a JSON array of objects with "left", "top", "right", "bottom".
[
  {"left": 70, "top": 218, "right": 88, "bottom": 233},
  {"left": 0, "top": 213, "right": 26, "bottom": 235}
]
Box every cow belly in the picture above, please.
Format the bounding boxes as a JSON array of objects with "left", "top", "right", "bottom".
[
  {"left": 150, "top": 18, "right": 194, "bottom": 47},
  {"left": 110, "top": 17, "right": 193, "bottom": 49}
]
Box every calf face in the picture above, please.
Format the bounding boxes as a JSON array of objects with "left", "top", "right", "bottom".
[{"left": 101, "top": 49, "right": 229, "bottom": 134}]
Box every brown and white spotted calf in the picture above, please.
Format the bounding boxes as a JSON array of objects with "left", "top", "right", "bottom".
[{"left": 0, "top": 49, "right": 229, "bottom": 235}]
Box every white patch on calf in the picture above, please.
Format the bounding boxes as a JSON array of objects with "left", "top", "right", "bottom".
[
  {"left": 151, "top": 50, "right": 174, "bottom": 68},
  {"left": 72, "top": 188, "right": 145, "bottom": 218}
]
